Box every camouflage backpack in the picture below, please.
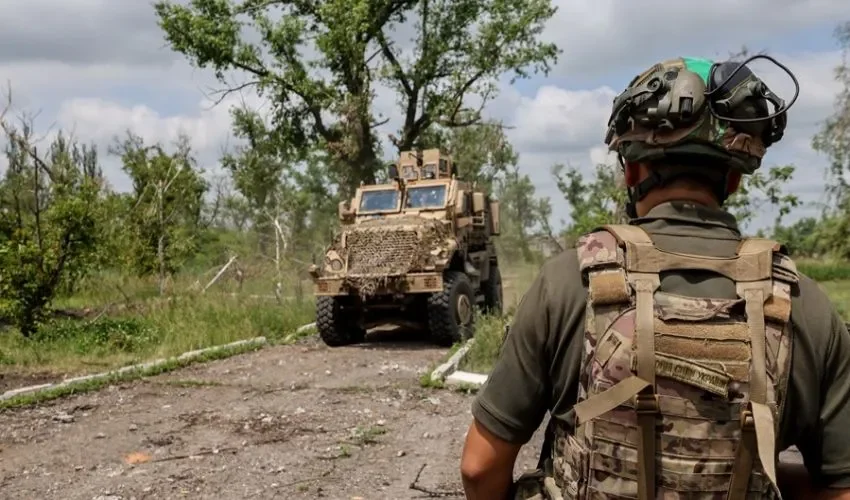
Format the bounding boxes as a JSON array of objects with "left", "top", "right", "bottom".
[{"left": 554, "top": 224, "right": 796, "bottom": 499}]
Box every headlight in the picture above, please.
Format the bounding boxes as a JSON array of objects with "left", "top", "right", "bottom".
[{"left": 324, "top": 250, "right": 345, "bottom": 273}]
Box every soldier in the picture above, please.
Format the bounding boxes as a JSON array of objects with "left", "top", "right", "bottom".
[{"left": 459, "top": 56, "right": 850, "bottom": 499}]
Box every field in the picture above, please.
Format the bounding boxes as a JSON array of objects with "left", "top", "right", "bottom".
[
  {"left": 0, "top": 257, "right": 848, "bottom": 498},
  {"left": 0, "top": 259, "right": 317, "bottom": 392}
]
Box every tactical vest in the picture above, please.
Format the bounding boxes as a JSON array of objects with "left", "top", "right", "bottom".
[{"left": 554, "top": 224, "right": 796, "bottom": 500}]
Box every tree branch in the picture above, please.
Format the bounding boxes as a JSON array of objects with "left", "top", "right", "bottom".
[{"left": 375, "top": 32, "right": 413, "bottom": 96}]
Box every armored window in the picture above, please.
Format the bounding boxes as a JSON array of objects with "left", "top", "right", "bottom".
[
  {"left": 439, "top": 159, "right": 448, "bottom": 175},
  {"left": 405, "top": 185, "right": 447, "bottom": 209},
  {"left": 423, "top": 163, "right": 437, "bottom": 179},
  {"left": 359, "top": 189, "right": 401, "bottom": 212},
  {"left": 402, "top": 165, "right": 418, "bottom": 180}
]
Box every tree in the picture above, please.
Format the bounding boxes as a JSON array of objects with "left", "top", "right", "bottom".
[
  {"left": 724, "top": 164, "right": 800, "bottom": 230},
  {"left": 221, "top": 106, "right": 339, "bottom": 263},
  {"left": 0, "top": 98, "right": 105, "bottom": 335},
  {"left": 111, "top": 132, "right": 209, "bottom": 295},
  {"left": 770, "top": 217, "right": 824, "bottom": 258},
  {"left": 553, "top": 162, "right": 628, "bottom": 246},
  {"left": 812, "top": 21, "right": 850, "bottom": 259},
  {"left": 153, "top": 0, "right": 559, "bottom": 195}
]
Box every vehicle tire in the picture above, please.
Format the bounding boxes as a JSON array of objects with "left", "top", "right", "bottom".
[
  {"left": 316, "top": 296, "right": 366, "bottom": 347},
  {"left": 427, "top": 270, "right": 475, "bottom": 347},
  {"left": 482, "top": 264, "right": 503, "bottom": 315}
]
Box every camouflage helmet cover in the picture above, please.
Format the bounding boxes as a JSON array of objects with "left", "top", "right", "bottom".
[{"left": 604, "top": 57, "right": 784, "bottom": 175}]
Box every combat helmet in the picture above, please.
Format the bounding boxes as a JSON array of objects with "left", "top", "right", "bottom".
[{"left": 604, "top": 55, "right": 799, "bottom": 216}]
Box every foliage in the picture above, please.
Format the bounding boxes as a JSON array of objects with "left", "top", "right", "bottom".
[
  {"left": 110, "top": 132, "right": 209, "bottom": 293},
  {"left": 0, "top": 104, "right": 106, "bottom": 336},
  {"left": 796, "top": 261, "right": 850, "bottom": 282},
  {"left": 153, "top": 0, "right": 559, "bottom": 194},
  {"left": 221, "top": 108, "right": 338, "bottom": 260},
  {"left": 31, "top": 317, "right": 160, "bottom": 355},
  {"left": 553, "top": 162, "right": 628, "bottom": 246},
  {"left": 812, "top": 22, "right": 850, "bottom": 259},
  {"left": 724, "top": 164, "right": 799, "bottom": 230},
  {"left": 769, "top": 217, "right": 824, "bottom": 258},
  {"left": 459, "top": 312, "right": 508, "bottom": 373}
]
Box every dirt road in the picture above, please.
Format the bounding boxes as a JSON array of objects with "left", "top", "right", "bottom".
[
  {"left": 0, "top": 332, "right": 545, "bottom": 500},
  {"left": 0, "top": 326, "right": 807, "bottom": 500}
]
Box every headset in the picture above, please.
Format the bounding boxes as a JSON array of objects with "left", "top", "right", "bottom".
[{"left": 605, "top": 54, "right": 800, "bottom": 150}]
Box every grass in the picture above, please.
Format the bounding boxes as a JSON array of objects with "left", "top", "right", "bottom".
[
  {"left": 0, "top": 263, "right": 316, "bottom": 379},
  {"left": 459, "top": 313, "right": 508, "bottom": 374}
]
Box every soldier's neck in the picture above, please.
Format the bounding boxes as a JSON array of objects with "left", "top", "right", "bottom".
[{"left": 635, "top": 186, "right": 719, "bottom": 216}]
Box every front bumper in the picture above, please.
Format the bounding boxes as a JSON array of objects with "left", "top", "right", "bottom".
[{"left": 313, "top": 273, "right": 444, "bottom": 296}]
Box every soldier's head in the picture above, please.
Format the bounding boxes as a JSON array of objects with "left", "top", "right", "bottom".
[{"left": 604, "top": 55, "right": 798, "bottom": 218}]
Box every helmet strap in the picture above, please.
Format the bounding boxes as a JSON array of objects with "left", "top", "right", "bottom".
[{"left": 620, "top": 156, "right": 731, "bottom": 218}]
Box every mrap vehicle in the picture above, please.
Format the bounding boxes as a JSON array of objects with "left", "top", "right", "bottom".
[{"left": 308, "top": 148, "right": 502, "bottom": 347}]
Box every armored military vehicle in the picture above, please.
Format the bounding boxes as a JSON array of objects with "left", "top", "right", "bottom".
[{"left": 308, "top": 148, "right": 502, "bottom": 347}]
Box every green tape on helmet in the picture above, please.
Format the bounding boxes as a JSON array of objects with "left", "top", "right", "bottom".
[{"left": 682, "top": 57, "right": 714, "bottom": 84}]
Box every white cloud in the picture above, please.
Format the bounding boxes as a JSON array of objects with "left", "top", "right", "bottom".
[
  {"left": 509, "top": 86, "right": 618, "bottom": 155},
  {"left": 545, "top": 0, "right": 849, "bottom": 77},
  {"left": 0, "top": 0, "right": 845, "bottom": 233},
  {"left": 57, "top": 97, "right": 239, "bottom": 156}
]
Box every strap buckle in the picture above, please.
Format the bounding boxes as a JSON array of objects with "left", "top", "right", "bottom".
[
  {"left": 740, "top": 408, "right": 755, "bottom": 430},
  {"left": 635, "top": 391, "right": 659, "bottom": 414}
]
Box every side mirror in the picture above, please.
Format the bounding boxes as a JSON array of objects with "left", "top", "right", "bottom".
[{"left": 338, "top": 200, "right": 355, "bottom": 222}]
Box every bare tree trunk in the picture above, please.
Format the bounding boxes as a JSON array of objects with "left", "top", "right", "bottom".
[{"left": 157, "top": 180, "right": 167, "bottom": 296}]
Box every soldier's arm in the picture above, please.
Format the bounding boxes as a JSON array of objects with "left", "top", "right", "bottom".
[
  {"left": 796, "top": 297, "right": 850, "bottom": 498},
  {"left": 460, "top": 419, "right": 522, "bottom": 500},
  {"left": 460, "top": 264, "right": 554, "bottom": 498}
]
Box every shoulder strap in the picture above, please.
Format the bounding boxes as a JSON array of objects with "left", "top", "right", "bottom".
[
  {"left": 576, "top": 227, "right": 624, "bottom": 273},
  {"left": 601, "top": 224, "right": 653, "bottom": 245},
  {"left": 576, "top": 223, "right": 661, "bottom": 500},
  {"left": 737, "top": 237, "right": 784, "bottom": 255},
  {"left": 728, "top": 237, "right": 792, "bottom": 499}
]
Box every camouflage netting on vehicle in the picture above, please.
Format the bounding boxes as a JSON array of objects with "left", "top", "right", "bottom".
[{"left": 334, "top": 216, "right": 453, "bottom": 296}]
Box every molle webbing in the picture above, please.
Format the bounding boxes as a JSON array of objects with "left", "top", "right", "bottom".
[{"left": 569, "top": 224, "right": 796, "bottom": 500}]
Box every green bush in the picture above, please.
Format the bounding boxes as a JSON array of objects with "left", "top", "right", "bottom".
[
  {"left": 459, "top": 313, "right": 510, "bottom": 373},
  {"left": 32, "top": 317, "right": 160, "bottom": 355}
]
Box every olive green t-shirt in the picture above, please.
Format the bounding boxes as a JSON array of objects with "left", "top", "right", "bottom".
[{"left": 472, "top": 201, "right": 850, "bottom": 488}]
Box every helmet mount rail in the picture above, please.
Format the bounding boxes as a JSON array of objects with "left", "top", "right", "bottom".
[
  {"left": 606, "top": 54, "right": 800, "bottom": 149},
  {"left": 604, "top": 54, "right": 801, "bottom": 218}
]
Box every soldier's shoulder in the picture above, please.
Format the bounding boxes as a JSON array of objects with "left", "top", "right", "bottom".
[
  {"left": 793, "top": 270, "right": 836, "bottom": 313},
  {"left": 530, "top": 246, "right": 587, "bottom": 307},
  {"left": 539, "top": 246, "right": 582, "bottom": 279}
]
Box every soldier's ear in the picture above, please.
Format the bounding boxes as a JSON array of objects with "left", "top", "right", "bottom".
[
  {"left": 726, "top": 171, "right": 742, "bottom": 194},
  {"left": 624, "top": 161, "right": 641, "bottom": 187}
]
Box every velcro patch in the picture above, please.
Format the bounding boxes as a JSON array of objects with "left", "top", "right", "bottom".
[
  {"left": 589, "top": 269, "right": 631, "bottom": 305},
  {"left": 577, "top": 231, "right": 622, "bottom": 272},
  {"left": 630, "top": 352, "right": 731, "bottom": 398}
]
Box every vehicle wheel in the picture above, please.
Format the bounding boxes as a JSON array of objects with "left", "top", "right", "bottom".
[
  {"left": 427, "top": 271, "right": 475, "bottom": 347},
  {"left": 482, "top": 264, "right": 503, "bottom": 315},
  {"left": 316, "top": 296, "right": 366, "bottom": 347}
]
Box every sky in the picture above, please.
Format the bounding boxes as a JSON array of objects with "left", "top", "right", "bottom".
[{"left": 1, "top": 0, "right": 848, "bottom": 233}]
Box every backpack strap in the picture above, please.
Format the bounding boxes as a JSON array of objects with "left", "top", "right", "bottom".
[{"left": 576, "top": 224, "right": 660, "bottom": 500}]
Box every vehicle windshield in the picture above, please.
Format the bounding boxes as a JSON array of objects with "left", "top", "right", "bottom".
[
  {"left": 405, "top": 185, "right": 447, "bottom": 209},
  {"left": 359, "top": 189, "right": 400, "bottom": 212}
]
